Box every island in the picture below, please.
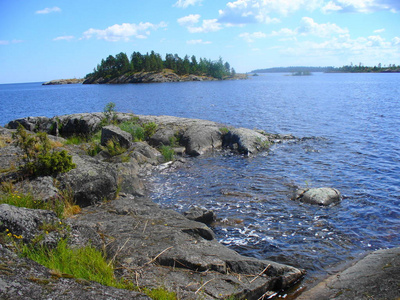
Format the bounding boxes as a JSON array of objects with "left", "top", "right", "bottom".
[{"left": 83, "top": 51, "right": 246, "bottom": 84}]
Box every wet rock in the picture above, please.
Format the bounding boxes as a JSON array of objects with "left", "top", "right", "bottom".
[
  {"left": 294, "top": 187, "right": 342, "bottom": 206},
  {"left": 297, "top": 247, "right": 400, "bottom": 300},
  {"left": 101, "top": 125, "right": 132, "bottom": 148},
  {"left": 184, "top": 206, "right": 217, "bottom": 225},
  {"left": 223, "top": 127, "right": 270, "bottom": 155}
]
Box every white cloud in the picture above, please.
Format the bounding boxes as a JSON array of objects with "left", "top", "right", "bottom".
[
  {"left": 298, "top": 17, "right": 349, "bottom": 37},
  {"left": 177, "top": 14, "right": 201, "bottom": 27},
  {"left": 218, "top": 0, "right": 320, "bottom": 24},
  {"left": 0, "top": 39, "right": 23, "bottom": 45},
  {"left": 373, "top": 28, "right": 385, "bottom": 33},
  {"left": 53, "top": 36, "right": 74, "bottom": 41},
  {"left": 239, "top": 31, "right": 267, "bottom": 42},
  {"left": 36, "top": 7, "right": 61, "bottom": 14},
  {"left": 392, "top": 37, "right": 400, "bottom": 45},
  {"left": 270, "top": 17, "right": 348, "bottom": 38},
  {"left": 187, "top": 39, "right": 212, "bottom": 44},
  {"left": 82, "top": 22, "right": 167, "bottom": 42},
  {"left": 322, "top": 0, "right": 400, "bottom": 13},
  {"left": 178, "top": 15, "right": 222, "bottom": 33},
  {"left": 174, "top": 0, "right": 203, "bottom": 8}
]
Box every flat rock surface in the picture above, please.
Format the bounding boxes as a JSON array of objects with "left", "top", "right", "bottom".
[{"left": 297, "top": 247, "right": 400, "bottom": 300}]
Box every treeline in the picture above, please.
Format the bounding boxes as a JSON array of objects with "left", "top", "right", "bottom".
[
  {"left": 328, "top": 63, "right": 400, "bottom": 73},
  {"left": 86, "top": 51, "right": 236, "bottom": 80}
]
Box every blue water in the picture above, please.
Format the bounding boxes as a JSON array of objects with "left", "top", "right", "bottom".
[{"left": 1, "top": 74, "right": 399, "bottom": 281}]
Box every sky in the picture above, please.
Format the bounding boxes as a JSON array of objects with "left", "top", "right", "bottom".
[{"left": 0, "top": 0, "right": 399, "bottom": 83}]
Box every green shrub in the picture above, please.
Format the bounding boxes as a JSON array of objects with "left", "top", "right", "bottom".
[
  {"left": 13, "top": 124, "right": 76, "bottom": 177},
  {"left": 143, "top": 122, "right": 158, "bottom": 139},
  {"left": 85, "top": 142, "right": 102, "bottom": 157},
  {"left": 118, "top": 121, "right": 145, "bottom": 142},
  {"left": 105, "top": 139, "right": 126, "bottom": 156},
  {"left": 159, "top": 145, "right": 174, "bottom": 162}
]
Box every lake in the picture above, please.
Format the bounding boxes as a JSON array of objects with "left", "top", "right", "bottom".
[{"left": 1, "top": 73, "right": 399, "bottom": 284}]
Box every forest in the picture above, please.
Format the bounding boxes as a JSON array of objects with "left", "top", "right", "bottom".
[{"left": 85, "top": 51, "right": 236, "bottom": 81}]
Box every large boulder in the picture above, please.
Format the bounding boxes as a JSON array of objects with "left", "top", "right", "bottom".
[
  {"left": 181, "top": 124, "right": 222, "bottom": 156},
  {"left": 58, "top": 154, "right": 118, "bottom": 207},
  {"left": 294, "top": 187, "right": 342, "bottom": 206},
  {"left": 184, "top": 206, "right": 217, "bottom": 225},
  {"left": 101, "top": 125, "right": 132, "bottom": 148},
  {"left": 223, "top": 127, "right": 270, "bottom": 155}
]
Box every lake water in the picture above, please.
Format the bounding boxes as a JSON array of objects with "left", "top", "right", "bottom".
[{"left": 1, "top": 73, "right": 399, "bottom": 285}]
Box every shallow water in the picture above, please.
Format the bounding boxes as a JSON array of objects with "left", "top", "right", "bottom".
[{"left": 1, "top": 73, "right": 399, "bottom": 282}]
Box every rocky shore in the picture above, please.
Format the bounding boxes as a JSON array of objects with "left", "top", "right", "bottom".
[
  {"left": 0, "top": 113, "right": 302, "bottom": 299},
  {"left": 42, "top": 78, "right": 85, "bottom": 85},
  {"left": 1, "top": 113, "right": 398, "bottom": 299}
]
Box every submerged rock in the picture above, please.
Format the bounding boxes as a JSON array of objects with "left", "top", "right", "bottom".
[{"left": 293, "top": 187, "right": 342, "bottom": 206}]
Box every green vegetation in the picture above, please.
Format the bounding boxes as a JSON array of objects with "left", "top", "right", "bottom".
[
  {"left": 13, "top": 124, "right": 76, "bottom": 177},
  {"left": 159, "top": 145, "right": 175, "bottom": 162},
  {"left": 86, "top": 50, "right": 236, "bottom": 81}
]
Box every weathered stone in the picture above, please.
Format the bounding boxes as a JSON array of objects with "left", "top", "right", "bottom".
[
  {"left": 223, "top": 127, "right": 270, "bottom": 155},
  {"left": 294, "top": 187, "right": 342, "bottom": 206},
  {"left": 14, "top": 176, "right": 58, "bottom": 202},
  {"left": 0, "top": 247, "right": 151, "bottom": 300},
  {"left": 69, "top": 195, "right": 304, "bottom": 299},
  {"left": 57, "top": 154, "right": 118, "bottom": 207},
  {"left": 182, "top": 125, "right": 222, "bottom": 156},
  {"left": 148, "top": 126, "right": 177, "bottom": 147},
  {"left": 184, "top": 206, "right": 216, "bottom": 225},
  {"left": 297, "top": 247, "right": 400, "bottom": 300},
  {"left": 101, "top": 125, "right": 132, "bottom": 148}
]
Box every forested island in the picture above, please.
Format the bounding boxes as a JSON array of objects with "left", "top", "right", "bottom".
[
  {"left": 83, "top": 51, "right": 243, "bottom": 84},
  {"left": 252, "top": 64, "right": 400, "bottom": 74}
]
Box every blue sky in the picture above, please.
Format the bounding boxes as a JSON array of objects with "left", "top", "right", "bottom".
[{"left": 1, "top": 0, "right": 399, "bottom": 83}]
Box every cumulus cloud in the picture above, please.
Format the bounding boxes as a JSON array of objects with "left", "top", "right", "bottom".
[
  {"left": 239, "top": 31, "right": 267, "bottom": 42},
  {"left": 53, "top": 36, "right": 74, "bottom": 41},
  {"left": 178, "top": 15, "right": 222, "bottom": 33},
  {"left": 174, "top": 0, "right": 203, "bottom": 8},
  {"left": 36, "top": 7, "right": 61, "bottom": 14},
  {"left": 187, "top": 39, "right": 212, "bottom": 44},
  {"left": 81, "top": 22, "right": 167, "bottom": 42},
  {"left": 270, "top": 17, "right": 348, "bottom": 38},
  {"left": 392, "top": 37, "right": 400, "bottom": 45},
  {"left": 218, "top": 0, "right": 320, "bottom": 24},
  {"left": 322, "top": 0, "right": 400, "bottom": 13}
]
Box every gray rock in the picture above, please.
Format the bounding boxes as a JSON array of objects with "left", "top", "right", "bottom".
[
  {"left": 69, "top": 195, "right": 304, "bottom": 299},
  {"left": 297, "top": 247, "right": 400, "bottom": 300},
  {"left": 182, "top": 124, "right": 222, "bottom": 156},
  {"left": 148, "top": 126, "right": 177, "bottom": 147},
  {"left": 101, "top": 125, "right": 132, "bottom": 148},
  {"left": 294, "top": 187, "right": 342, "bottom": 206},
  {"left": 0, "top": 247, "right": 150, "bottom": 300},
  {"left": 14, "top": 176, "right": 59, "bottom": 202},
  {"left": 223, "top": 127, "right": 270, "bottom": 155},
  {"left": 184, "top": 206, "right": 217, "bottom": 225},
  {"left": 57, "top": 155, "right": 118, "bottom": 207}
]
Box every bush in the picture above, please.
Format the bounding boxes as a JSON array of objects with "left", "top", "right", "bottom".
[
  {"left": 159, "top": 145, "right": 174, "bottom": 162},
  {"left": 143, "top": 122, "right": 158, "bottom": 139},
  {"left": 13, "top": 124, "right": 76, "bottom": 177}
]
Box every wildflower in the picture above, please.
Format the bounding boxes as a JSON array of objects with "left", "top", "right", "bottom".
[{"left": 45, "top": 231, "right": 49, "bottom": 234}]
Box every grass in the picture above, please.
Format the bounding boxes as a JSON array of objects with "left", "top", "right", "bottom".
[{"left": 20, "top": 238, "right": 131, "bottom": 289}]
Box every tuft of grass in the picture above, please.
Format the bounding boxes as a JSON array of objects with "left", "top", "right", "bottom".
[
  {"left": 219, "top": 127, "right": 230, "bottom": 135},
  {"left": 145, "top": 287, "right": 177, "bottom": 300},
  {"left": 159, "top": 145, "right": 174, "bottom": 162},
  {"left": 20, "top": 239, "right": 131, "bottom": 289}
]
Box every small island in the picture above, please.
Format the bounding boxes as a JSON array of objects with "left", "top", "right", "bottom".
[{"left": 83, "top": 51, "right": 246, "bottom": 84}]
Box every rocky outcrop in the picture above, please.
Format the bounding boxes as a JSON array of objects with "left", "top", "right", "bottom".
[
  {"left": 101, "top": 125, "right": 132, "bottom": 148},
  {"left": 0, "top": 246, "right": 150, "bottom": 300},
  {"left": 293, "top": 187, "right": 342, "bottom": 206},
  {"left": 223, "top": 127, "right": 270, "bottom": 155},
  {"left": 297, "top": 247, "right": 400, "bottom": 300},
  {"left": 42, "top": 78, "right": 84, "bottom": 85},
  {"left": 183, "top": 206, "right": 217, "bottom": 225},
  {"left": 69, "top": 194, "right": 304, "bottom": 299}
]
